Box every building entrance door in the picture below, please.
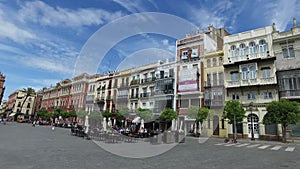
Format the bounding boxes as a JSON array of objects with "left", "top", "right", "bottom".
[
  {"left": 213, "top": 115, "right": 219, "bottom": 136},
  {"left": 247, "top": 114, "right": 259, "bottom": 138}
]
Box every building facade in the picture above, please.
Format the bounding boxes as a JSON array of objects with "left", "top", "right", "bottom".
[
  {"left": 273, "top": 18, "right": 300, "bottom": 137},
  {"left": 223, "top": 25, "right": 279, "bottom": 140},
  {"left": 176, "top": 27, "right": 228, "bottom": 134},
  {"left": 203, "top": 50, "right": 227, "bottom": 137},
  {"left": 7, "top": 90, "right": 36, "bottom": 121}
]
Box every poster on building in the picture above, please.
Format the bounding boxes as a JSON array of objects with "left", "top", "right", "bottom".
[{"left": 178, "top": 69, "right": 198, "bottom": 92}]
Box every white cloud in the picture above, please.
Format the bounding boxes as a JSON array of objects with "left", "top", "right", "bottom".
[
  {"left": 161, "top": 39, "right": 175, "bottom": 53},
  {"left": 18, "top": 1, "right": 124, "bottom": 29},
  {"left": 113, "top": 0, "right": 145, "bottom": 13},
  {"left": 266, "top": 0, "right": 298, "bottom": 31},
  {"left": 20, "top": 56, "right": 75, "bottom": 75},
  {"left": 0, "top": 4, "right": 36, "bottom": 43},
  {"left": 188, "top": 5, "right": 226, "bottom": 30}
]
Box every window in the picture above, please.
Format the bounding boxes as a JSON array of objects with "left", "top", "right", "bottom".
[
  {"left": 231, "top": 72, "right": 239, "bottom": 81},
  {"left": 247, "top": 93, "right": 256, "bottom": 100},
  {"left": 207, "top": 74, "right": 211, "bottom": 86},
  {"left": 219, "top": 57, "right": 223, "bottom": 66},
  {"left": 249, "top": 42, "right": 256, "bottom": 54},
  {"left": 181, "top": 50, "right": 188, "bottom": 60},
  {"left": 239, "top": 43, "right": 246, "bottom": 56},
  {"left": 160, "top": 71, "right": 164, "bottom": 79},
  {"left": 207, "top": 59, "right": 211, "bottom": 68},
  {"left": 180, "top": 99, "right": 189, "bottom": 108},
  {"left": 213, "top": 58, "right": 217, "bottom": 67},
  {"left": 282, "top": 45, "right": 295, "bottom": 58},
  {"left": 249, "top": 66, "right": 256, "bottom": 79},
  {"left": 213, "top": 73, "right": 217, "bottom": 86},
  {"left": 150, "top": 102, "right": 154, "bottom": 106},
  {"left": 218, "top": 72, "right": 224, "bottom": 85},
  {"left": 169, "top": 69, "right": 174, "bottom": 77},
  {"left": 232, "top": 93, "right": 239, "bottom": 100},
  {"left": 261, "top": 67, "right": 271, "bottom": 78},
  {"left": 230, "top": 45, "right": 237, "bottom": 57},
  {"left": 242, "top": 67, "right": 248, "bottom": 80},
  {"left": 182, "top": 66, "right": 187, "bottom": 70},
  {"left": 142, "top": 102, "right": 146, "bottom": 107},
  {"left": 259, "top": 39, "right": 267, "bottom": 53},
  {"left": 264, "top": 92, "right": 273, "bottom": 99}
]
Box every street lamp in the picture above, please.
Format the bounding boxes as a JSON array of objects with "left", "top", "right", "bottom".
[{"left": 249, "top": 102, "right": 255, "bottom": 141}]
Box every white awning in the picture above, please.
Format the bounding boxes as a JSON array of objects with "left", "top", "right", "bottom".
[
  {"left": 132, "top": 116, "right": 140, "bottom": 123},
  {"left": 9, "top": 113, "right": 16, "bottom": 117}
]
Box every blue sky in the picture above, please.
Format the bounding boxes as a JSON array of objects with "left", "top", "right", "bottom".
[{"left": 0, "top": 0, "right": 299, "bottom": 100}]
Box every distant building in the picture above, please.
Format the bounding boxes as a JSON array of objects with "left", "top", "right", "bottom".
[{"left": 7, "top": 90, "right": 36, "bottom": 121}]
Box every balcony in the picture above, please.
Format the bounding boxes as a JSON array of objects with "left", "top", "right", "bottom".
[
  {"left": 227, "top": 80, "right": 240, "bottom": 88},
  {"left": 155, "top": 89, "right": 174, "bottom": 95},
  {"left": 129, "top": 94, "right": 139, "bottom": 100},
  {"left": 130, "top": 79, "right": 140, "bottom": 86},
  {"left": 224, "top": 52, "right": 274, "bottom": 65},
  {"left": 204, "top": 99, "right": 224, "bottom": 107},
  {"left": 141, "top": 77, "right": 156, "bottom": 84},
  {"left": 204, "top": 81, "right": 211, "bottom": 88},
  {"left": 279, "top": 90, "right": 300, "bottom": 99},
  {"left": 140, "top": 92, "right": 149, "bottom": 98},
  {"left": 260, "top": 77, "right": 276, "bottom": 85},
  {"left": 227, "top": 77, "right": 276, "bottom": 88}
]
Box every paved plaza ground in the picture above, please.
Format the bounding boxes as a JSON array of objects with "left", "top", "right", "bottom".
[{"left": 0, "top": 122, "right": 299, "bottom": 169}]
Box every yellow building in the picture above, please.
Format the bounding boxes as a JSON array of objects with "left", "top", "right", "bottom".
[{"left": 203, "top": 50, "right": 227, "bottom": 138}]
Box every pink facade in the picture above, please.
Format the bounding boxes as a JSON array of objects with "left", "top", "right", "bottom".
[{"left": 41, "top": 74, "right": 89, "bottom": 112}]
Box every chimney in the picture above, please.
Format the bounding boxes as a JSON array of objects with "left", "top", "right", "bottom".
[{"left": 293, "top": 17, "right": 297, "bottom": 28}]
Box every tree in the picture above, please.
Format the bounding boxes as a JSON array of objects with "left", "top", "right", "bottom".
[
  {"left": 37, "top": 108, "right": 48, "bottom": 119},
  {"left": 159, "top": 108, "right": 178, "bottom": 131},
  {"left": 19, "top": 87, "right": 36, "bottom": 115},
  {"left": 69, "top": 110, "right": 77, "bottom": 118},
  {"left": 119, "top": 107, "right": 130, "bottom": 119},
  {"left": 223, "top": 100, "right": 246, "bottom": 139},
  {"left": 136, "top": 108, "right": 154, "bottom": 122},
  {"left": 102, "top": 110, "right": 112, "bottom": 120},
  {"left": 77, "top": 109, "right": 87, "bottom": 119},
  {"left": 89, "top": 111, "right": 102, "bottom": 127},
  {"left": 263, "top": 99, "right": 300, "bottom": 143},
  {"left": 187, "top": 106, "right": 210, "bottom": 135}
]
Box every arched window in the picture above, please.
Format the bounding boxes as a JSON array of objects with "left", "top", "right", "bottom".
[
  {"left": 230, "top": 45, "right": 237, "bottom": 57},
  {"left": 249, "top": 66, "right": 256, "bottom": 79},
  {"left": 242, "top": 67, "right": 248, "bottom": 80},
  {"left": 239, "top": 43, "right": 246, "bottom": 56},
  {"left": 259, "top": 39, "right": 267, "bottom": 53},
  {"left": 249, "top": 42, "right": 256, "bottom": 54},
  {"left": 207, "top": 59, "right": 211, "bottom": 67}
]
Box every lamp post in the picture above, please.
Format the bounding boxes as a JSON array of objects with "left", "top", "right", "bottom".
[{"left": 249, "top": 102, "right": 255, "bottom": 141}]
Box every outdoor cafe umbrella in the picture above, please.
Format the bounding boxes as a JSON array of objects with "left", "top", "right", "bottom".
[
  {"left": 171, "top": 119, "right": 175, "bottom": 131},
  {"left": 108, "top": 117, "right": 112, "bottom": 127},
  {"left": 103, "top": 117, "right": 107, "bottom": 131},
  {"left": 179, "top": 120, "right": 183, "bottom": 132},
  {"left": 140, "top": 119, "right": 145, "bottom": 129},
  {"left": 84, "top": 115, "right": 89, "bottom": 134}
]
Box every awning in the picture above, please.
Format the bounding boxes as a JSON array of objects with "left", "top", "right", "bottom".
[
  {"left": 132, "top": 116, "right": 140, "bottom": 123},
  {"left": 9, "top": 113, "right": 16, "bottom": 117}
]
